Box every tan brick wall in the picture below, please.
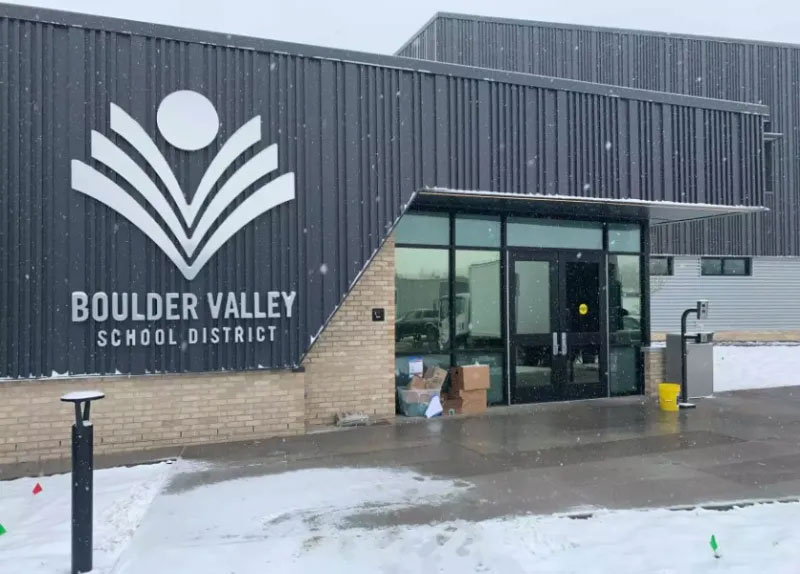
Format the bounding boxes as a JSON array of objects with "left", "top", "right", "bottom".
[
  {"left": 0, "top": 371, "right": 305, "bottom": 466},
  {"left": 642, "top": 347, "right": 666, "bottom": 399},
  {"left": 0, "top": 237, "right": 397, "bottom": 466},
  {"left": 302, "top": 237, "right": 396, "bottom": 427}
]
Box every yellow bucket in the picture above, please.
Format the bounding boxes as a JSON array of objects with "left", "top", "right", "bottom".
[{"left": 658, "top": 383, "right": 681, "bottom": 412}]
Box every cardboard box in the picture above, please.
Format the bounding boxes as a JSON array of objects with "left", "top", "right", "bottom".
[
  {"left": 424, "top": 366, "right": 449, "bottom": 389},
  {"left": 442, "top": 389, "right": 487, "bottom": 415},
  {"left": 450, "top": 365, "right": 490, "bottom": 392},
  {"left": 409, "top": 366, "right": 448, "bottom": 391},
  {"left": 458, "top": 389, "right": 487, "bottom": 413},
  {"left": 442, "top": 398, "right": 463, "bottom": 415}
]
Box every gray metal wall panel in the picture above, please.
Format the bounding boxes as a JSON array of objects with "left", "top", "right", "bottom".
[
  {"left": 0, "top": 7, "right": 765, "bottom": 378},
  {"left": 651, "top": 257, "right": 800, "bottom": 333},
  {"left": 399, "top": 14, "right": 794, "bottom": 257}
]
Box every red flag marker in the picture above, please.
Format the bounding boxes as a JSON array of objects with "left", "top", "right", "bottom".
[{"left": 32, "top": 482, "right": 43, "bottom": 495}]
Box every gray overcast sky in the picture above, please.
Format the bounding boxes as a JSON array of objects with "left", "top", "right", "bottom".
[{"left": 5, "top": 0, "right": 800, "bottom": 53}]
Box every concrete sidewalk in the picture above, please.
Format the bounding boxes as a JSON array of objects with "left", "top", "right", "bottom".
[
  {"left": 106, "top": 387, "right": 800, "bottom": 573},
  {"left": 165, "top": 386, "right": 800, "bottom": 520}
]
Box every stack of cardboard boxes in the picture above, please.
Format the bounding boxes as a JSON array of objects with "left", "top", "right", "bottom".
[
  {"left": 443, "top": 365, "right": 490, "bottom": 415},
  {"left": 397, "top": 366, "right": 448, "bottom": 417}
]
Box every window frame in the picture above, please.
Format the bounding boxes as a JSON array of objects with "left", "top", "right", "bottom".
[
  {"left": 700, "top": 257, "right": 752, "bottom": 277},
  {"left": 394, "top": 208, "right": 648, "bottom": 404},
  {"left": 649, "top": 256, "right": 674, "bottom": 276},
  {"left": 607, "top": 223, "right": 642, "bottom": 253},
  {"left": 393, "top": 211, "right": 450, "bottom": 246}
]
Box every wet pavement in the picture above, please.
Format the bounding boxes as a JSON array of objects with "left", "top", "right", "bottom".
[{"left": 171, "top": 386, "right": 800, "bottom": 521}]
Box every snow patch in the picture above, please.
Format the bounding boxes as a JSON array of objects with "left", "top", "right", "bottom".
[
  {"left": 714, "top": 345, "right": 800, "bottom": 392},
  {"left": 114, "top": 464, "right": 800, "bottom": 574},
  {"left": 60, "top": 390, "right": 105, "bottom": 402},
  {"left": 0, "top": 462, "right": 172, "bottom": 574},
  {"left": 113, "top": 467, "right": 472, "bottom": 573}
]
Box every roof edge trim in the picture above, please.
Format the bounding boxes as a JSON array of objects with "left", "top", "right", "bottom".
[
  {"left": 433, "top": 11, "right": 800, "bottom": 53},
  {"left": 418, "top": 187, "right": 768, "bottom": 222},
  {"left": 0, "top": 3, "right": 769, "bottom": 115}
]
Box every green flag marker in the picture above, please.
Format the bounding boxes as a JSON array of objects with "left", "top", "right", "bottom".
[
  {"left": 0, "top": 523, "right": 7, "bottom": 536},
  {"left": 710, "top": 534, "right": 719, "bottom": 557}
]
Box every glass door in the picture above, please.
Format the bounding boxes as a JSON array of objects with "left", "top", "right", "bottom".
[
  {"left": 558, "top": 251, "right": 606, "bottom": 400},
  {"left": 510, "top": 250, "right": 607, "bottom": 403},
  {"left": 509, "top": 252, "right": 559, "bottom": 403}
]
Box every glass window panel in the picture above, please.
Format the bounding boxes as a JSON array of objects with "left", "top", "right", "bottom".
[
  {"left": 515, "top": 344, "right": 554, "bottom": 391},
  {"left": 394, "top": 212, "right": 449, "bottom": 245},
  {"left": 608, "top": 223, "right": 641, "bottom": 253},
  {"left": 454, "top": 352, "right": 504, "bottom": 405},
  {"left": 723, "top": 258, "right": 748, "bottom": 276},
  {"left": 454, "top": 251, "right": 502, "bottom": 350},
  {"left": 565, "top": 261, "right": 600, "bottom": 333},
  {"left": 566, "top": 344, "right": 601, "bottom": 387},
  {"left": 507, "top": 218, "right": 602, "bottom": 249},
  {"left": 395, "top": 248, "right": 449, "bottom": 353},
  {"left": 649, "top": 257, "right": 672, "bottom": 276},
  {"left": 608, "top": 255, "right": 642, "bottom": 345},
  {"left": 455, "top": 215, "right": 501, "bottom": 247},
  {"left": 609, "top": 346, "right": 640, "bottom": 396},
  {"left": 514, "top": 260, "right": 551, "bottom": 334},
  {"left": 701, "top": 258, "right": 723, "bottom": 276}
]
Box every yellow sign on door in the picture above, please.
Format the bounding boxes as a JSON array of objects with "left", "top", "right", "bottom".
[{"left": 578, "top": 303, "right": 589, "bottom": 316}]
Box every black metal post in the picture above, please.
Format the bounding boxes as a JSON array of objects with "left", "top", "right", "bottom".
[
  {"left": 61, "top": 391, "right": 104, "bottom": 574},
  {"left": 71, "top": 417, "right": 93, "bottom": 574},
  {"left": 680, "top": 308, "right": 697, "bottom": 408}
]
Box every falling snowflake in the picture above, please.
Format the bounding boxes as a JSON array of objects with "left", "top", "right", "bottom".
[
  {"left": 320, "top": 263, "right": 328, "bottom": 275},
  {"left": 605, "top": 141, "right": 612, "bottom": 151}
]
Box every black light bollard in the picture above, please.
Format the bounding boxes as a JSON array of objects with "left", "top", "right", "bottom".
[{"left": 61, "top": 391, "right": 105, "bottom": 574}]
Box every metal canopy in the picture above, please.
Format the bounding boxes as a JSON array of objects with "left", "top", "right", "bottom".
[{"left": 415, "top": 188, "right": 768, "bottom": 225}]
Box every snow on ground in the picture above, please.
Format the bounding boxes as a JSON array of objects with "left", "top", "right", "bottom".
[
  {"left": 112, "top": 465, "right": 800, "bottom": 574},
  {"left": 715, "top": 345, "right": 800, "bottom": 392},
  {"left": 2, "top": 462, "right": 800, "bottom": 573},
  {"left": 0, "top": 461, "right": 173, "bottom": 574},
  {"left": 275, "top": 501, "right": 799, "bottom": 574},
  {"left": 113, "top": 467, "right": 471, "bottom": 573}
]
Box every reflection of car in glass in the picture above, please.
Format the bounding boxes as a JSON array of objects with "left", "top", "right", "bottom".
[
  {"left": 622, "top": 314, "right": 640, "bottom": 332},
  {"left": 395, "top": 309, "right": 439, "bottom": 342}
]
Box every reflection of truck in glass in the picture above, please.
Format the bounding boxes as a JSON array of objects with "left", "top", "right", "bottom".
[
  {"left": 439, "top": 260, "right": 501, "bottom": 347},
  {"left": 395, "top": 309, "right": 439, "bottom": 342}
]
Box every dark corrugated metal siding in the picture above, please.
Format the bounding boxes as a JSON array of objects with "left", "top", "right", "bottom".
[
  {"left": 0, "top": 5, "right": 765, "bottom": 378},
  {"left": 398, "top": 14, "right": 789, "bottom": 256}
]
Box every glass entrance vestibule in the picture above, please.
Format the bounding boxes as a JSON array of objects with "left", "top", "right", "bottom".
[{"left": 394, "top": 210, "right": 646, "bottom": 406}]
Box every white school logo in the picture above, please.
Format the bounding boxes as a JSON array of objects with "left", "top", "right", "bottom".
[{"left": 71, "top": 90, "right": 295, "bottom": 280}]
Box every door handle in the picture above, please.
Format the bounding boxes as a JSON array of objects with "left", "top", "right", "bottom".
[
  {"left": 561, "top": 332, "right": 568, "bottom": 356},
  {"left": 552, "top": 332, "right": 559, "bottom": 355}
]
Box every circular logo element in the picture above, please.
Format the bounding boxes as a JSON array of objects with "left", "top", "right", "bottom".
[
  {"left": 156, "top": 90, "right": 219, "bottom": 151},
  {"left": 578, "top": 303, "right": 589, "bottom": 316}
]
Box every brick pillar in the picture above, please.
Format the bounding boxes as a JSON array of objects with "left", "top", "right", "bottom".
[{"left": 642, "top": 346, "right": 666, "bottom": 399}]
